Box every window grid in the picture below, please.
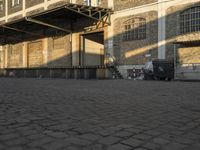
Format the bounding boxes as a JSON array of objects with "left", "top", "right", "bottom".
[
  {"left": 123, "top": 17, "right": 146, "bottom": 41},
  {"left": 0, "top": 0, "right": 3, "bottom": 11},
  {"left": 180, "top": 7, "right": 200, "bottom": 34},
  {"left": 11, "top": 0, "right": 20, "bottom": 7}
]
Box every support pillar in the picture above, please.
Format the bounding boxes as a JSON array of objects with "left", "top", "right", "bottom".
[
  {"left": 106, "top": 15, "right": 114, "bottom": 56},
  {"left": 43, "top": 38, "right": 48, "bottom": 66},
  {"left": 158, "top": 0, "right": 166, "bottom": 59},
  {"left": 23, "top": 42, "right": 27, "bottom": 68},
  {"left": 4, "top": 45, "right": 8, "bottom": 68},
  {"left": 22, "top": 0, "right": 26, "bottom": 17},
  {"left": 5, "top": 0, "right": 8, "bottom": 22},
  {"left": 72, "top": 33, "right": 80, "bottom": 66},
  {"left": 0, "top": 46, "right": 3, "bottom": 69}
]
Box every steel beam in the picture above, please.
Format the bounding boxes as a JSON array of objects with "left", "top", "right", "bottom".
[
  {"left": 64, "top": 5, "right": 111, "bottom": 26},
  {"left": 25, "top": 17, "right": 72, "bottom": 33},
  {"left": 1, "top": 25, "right": 43, "bottom": 37}
]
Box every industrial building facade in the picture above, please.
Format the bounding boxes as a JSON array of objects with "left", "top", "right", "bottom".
[{"left": 0, "top": 0, "right": 200, "bottom": 79}]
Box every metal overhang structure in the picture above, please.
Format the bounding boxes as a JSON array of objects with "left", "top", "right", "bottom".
[
  {"left": 0, "top": 3, "right": 113, "bottom": 44},
  {"left": 1, "top": 25, "right": 43, "bottom": 37},
  {"left": 25, "top": 17, "right": 72, "bottom": 33},
  {"left": 64, "top": 3, "right": 112, "bottom": 32}
]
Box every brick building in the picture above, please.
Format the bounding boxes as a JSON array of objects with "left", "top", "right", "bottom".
[{"left": 0, "top": 0, "right": 200, "bottom": 79}]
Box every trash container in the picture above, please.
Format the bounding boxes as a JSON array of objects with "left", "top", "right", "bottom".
[
  {"left": 143, "top": 61, "right": 154, "bottom": 80},
  {"left": 152, "top": 59, "right": 174, "bottom": 80}
]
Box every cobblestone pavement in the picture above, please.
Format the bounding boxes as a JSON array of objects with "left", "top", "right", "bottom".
[{"left": 0, "top": 79, "right": 200, "bottom": 150}]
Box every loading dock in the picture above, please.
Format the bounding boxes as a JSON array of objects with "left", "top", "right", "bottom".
[
  {"left": 0, "top": 3, "right": 112, "bottom": 79},
  {"left": 27, "top": 41, "right": 43, "bottom": 68},
  {"left": 174, "top": 39, "right": 200, "bottom": 80},
  {"left": 80, "top": 31, "right": 104, "bottom": 66},
  {"left": 7, "top": 43, "right": 23, "bottom": 68}
]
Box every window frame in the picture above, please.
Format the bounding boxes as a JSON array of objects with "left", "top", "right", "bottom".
[
  {"left": 11, "top": 0, "right": 20, "bottom": 7},
  {"left": 123, "top": 17, "right": 147, "bottom": 41},
  {"left": 0, "top": 0, "right": 4, "bottom": 11},
  {"left": 180, "top": 6, "right": 200, "bottom": 34}
]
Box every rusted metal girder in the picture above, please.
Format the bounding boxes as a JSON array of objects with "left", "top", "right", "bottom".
[
  {"left": 1, "top": 25, "right": 43, "bottom": 37},
  {"left": 25, "top": 17, "right": 72, "bottom": 33},
  {"left": 64, "top": 4, "right": 112, "bottom": 32}
]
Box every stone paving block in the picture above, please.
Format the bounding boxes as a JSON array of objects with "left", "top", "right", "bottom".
[
  {"left": 19, "top": 129, "right": 38, "bottom": 136},
  {"left": 114, "top": 131, "right": 133, "bottom": 138},
  {"left": 98, "top": 136, "right": 121, "bottom": 145},
  {"left": 5, "top": 146, "right": 23, "bottom": 150},
  {"left": 62, "top": 146, "right": 81, "bottom": 150},
  {"left": 27, "top": 148, "right": 41, "bottom": 150},
  {"left": 79, "top": 133, "right": 102, "bottom": 141},
  {"left": 121, "top": 138, "right": 144, "bottom": 148},
  {"left": 5, "top": 138, "right": 28, "bottom": 146},
  {"left": 27, "top": 134, "right": 46, "bottom": 140},
  {"left": 97, "top": 130, "right": 116, "bottom": 137},
  {"left": 162, "top": 142, "right": 187, "bottom": 150},
  {"left": 41, "top": 140, "right": 67, "bottom": 150},
  {"left": 125, "top": 128, "right": 142, "bottom": 134},
  {"left": 142, "top": 142, "right": 161, "bottom": 150},
  {"left": 0, "top": 79, "right": 200, "bottom": 150},
  {"left": 72, "top": 127, "right": 89, "bottom": 134},
  {"left": 43, "top": 130, "right": 68, "bottom": 138},
  {"left": 28, "top": 137, "right": 54, "bottom": 147},
  {"left": 182, "top": 133, "right": 200, "bottom": 140},
  {"left": 107, "top": 143, "right": 132, "bottom": 150},
  {"left": 107, "top": 126, "right": 122, "bottom": 132},
  {"left": 174, "top": 137, "right": 194, "bottom": 145},
  {"left": 134, "top": 134, "right": 152, "bottom": 140},
  {"left": 134, "top": 148, "right": 147, "bottom": 150},
  {"left": 0, "top": 144, "right": 5, "bottom": 149},
  {"left": 16, "top": 118, "right": 30, "bottom": 123},
  {"left": 64, "top": 137, "right": 91, "bottom": 146},
  {"left": 84, "top": 144, "right": 105, "bottom": 150},
  {"left": 153, "top": 138, "right": 170, "bottom": 145},
  {"left": 144, "top": 130, "right": 161, "bottom": 136},
  {"left": 117, "top": 124, "right": 133, "bottom": 129},
  {"left": 8, "top": 123, "right": 28, "bottom": 129},
  {"left": 0, "top": 133, "right": 19, "bottom": 141},
  {"left": 48, "top": 124, "right": 72, "bottom": 131}
]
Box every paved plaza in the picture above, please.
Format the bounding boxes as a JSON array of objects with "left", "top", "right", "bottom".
[{"left": 0, "top": 79, "right": 200, "bottom": 150}]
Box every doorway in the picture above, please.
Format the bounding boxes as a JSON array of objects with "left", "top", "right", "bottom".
[
  {"left": 80, "top": 31, "right": 104, "bottom": 66},
  {"left": 27, "top": 41, "right": 43, "bottom": 68}
]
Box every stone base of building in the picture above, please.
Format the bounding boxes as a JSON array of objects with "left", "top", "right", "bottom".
[
  {"left": 118, "top": 65, "right": 145, "bottom": 79},
  {"left": 0, "top": 67, "right": 113, "bottom": 79}
]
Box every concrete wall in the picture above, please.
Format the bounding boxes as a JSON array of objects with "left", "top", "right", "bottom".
[
  {"left": 7, "top": 43, "right": 23, "bottom": 68},
  {"left": 48, "top": 35, "right": 72, "bottom": 67},
  {"left": 48, "top": 0, "right": 70, "bottom": 9},
  {"left": 76, "top": 0, "right": 108, "bottom": 7},
  {"left": 0, "top": 0, "right": 5, "bottom": 17},
  {"left": 0, "top": 46, "right": 3, "bottom": 68},
  {"left": 25, "top": 0, "right": 44, "bottom": 8},
  {"left": 0, "top": 35, "right": 72, "bottom": 69},
  {"left": 114, "top": 0, "right": 157, "bottom": 11},
  {"left": 7, "top": 0, "right": 23, "bottom": 15}
]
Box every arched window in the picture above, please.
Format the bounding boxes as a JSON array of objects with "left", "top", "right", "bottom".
[
  {"left": 123, "top": 17, "right": 146, "bottom": 41},
  {"left": 180, "top": 6, "right": 200, "bottom": 34}
]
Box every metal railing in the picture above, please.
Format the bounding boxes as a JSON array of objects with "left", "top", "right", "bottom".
[{"left": 105, "top": 53, "right": 121, "bottom": 67}]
